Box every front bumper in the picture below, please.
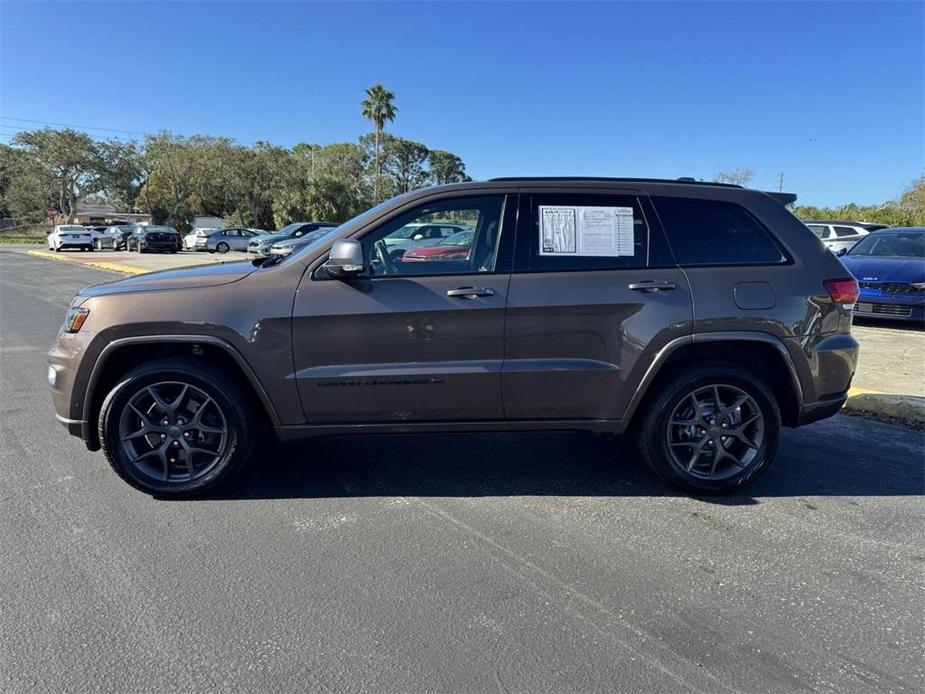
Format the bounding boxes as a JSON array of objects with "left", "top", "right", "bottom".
[
  {"left": 854, "top": 291, "right": 925, "bottom": 321},
  {"left": 48, "top": 329, "right": 97, "bottom": 447},
  {"left": 248, "top": 246, "right": 272, "bottom": 258}
]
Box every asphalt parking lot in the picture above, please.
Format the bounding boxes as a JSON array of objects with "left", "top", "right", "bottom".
[{"left": 1, "top": 250, "right": 923, "bottom": 693}]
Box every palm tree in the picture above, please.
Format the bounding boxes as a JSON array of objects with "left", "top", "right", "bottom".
[{"left": 361, "top": 83, "right": 397, "bottom": 201}]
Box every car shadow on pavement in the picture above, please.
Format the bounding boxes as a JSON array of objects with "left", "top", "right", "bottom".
[{"left": 199, "top": 421, "right": 925, "bottom": 504}]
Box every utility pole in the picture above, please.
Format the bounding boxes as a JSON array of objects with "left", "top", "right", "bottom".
[{"left": 777, "top": 172, "right": 784, "bottom": 192}]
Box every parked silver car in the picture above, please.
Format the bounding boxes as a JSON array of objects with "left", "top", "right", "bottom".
[
  {"left": 95, "top": 225, "right": 135, "bottom": 250},
  {"left": 247, "top": 222, "right": 338, "bottom": 258},
  {"left": 269, "top": 227, "right": 344, "bottom": 256},
  {"left": 206, "top": 228, "right": 266, "bottom": 253}
]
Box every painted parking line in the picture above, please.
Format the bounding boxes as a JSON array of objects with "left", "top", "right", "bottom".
[{"left": 27, "top": 249, "right": 146, "bottom": 275}]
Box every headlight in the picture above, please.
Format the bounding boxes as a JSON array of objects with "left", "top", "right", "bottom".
[{"left": 64, "top": 305, "right": 90, "bottom": 333}]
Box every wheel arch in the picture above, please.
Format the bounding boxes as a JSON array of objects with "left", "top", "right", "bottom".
[
  {"left": 83, "top": 335, "right": 281, "bottom": 450},
  {"left": 624, "top": 333, "right": 804, "bottom": 429}
]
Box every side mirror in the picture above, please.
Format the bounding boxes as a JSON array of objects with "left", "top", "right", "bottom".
[
  {"left": 835, "top": 248, "right": 847, "bottom": 257},
  {"left": 325, "top": 239, "right": 364, "bottom": 278}
]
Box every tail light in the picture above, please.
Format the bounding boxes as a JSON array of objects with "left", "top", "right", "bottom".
[{"left": 823, "top": 278, "right": 859, "bottom": 305}]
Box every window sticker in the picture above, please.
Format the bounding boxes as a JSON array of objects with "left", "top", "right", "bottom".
[{"left": 539, "top": 205, "right": 635, "bottom": 256}]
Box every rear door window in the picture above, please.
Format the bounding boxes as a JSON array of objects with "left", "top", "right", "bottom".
[
  {"left": 833, "top": 225, "right": 860, "bottom": 238},
  {"left": 516, "top": 193, "right": 657, "bottom": 271},
  {"left": 806, "top": 224, "right": 830, "bottom": 239},
  {"left": 654, "top": 197, "right": 786, "bottom": 265}
]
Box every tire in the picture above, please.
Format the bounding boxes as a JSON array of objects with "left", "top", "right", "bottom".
[
  {"left": 636, "top": 364, "right": 781, "bottom": 494},
  {"left": 87, "top": 245, "right": 94, "bottom": 252},
  {"left": 98, "top": 357, "right": 256, "bottom": 498},
  {"left": 216, "top": 242, "right": 230, "bottom": 254}
]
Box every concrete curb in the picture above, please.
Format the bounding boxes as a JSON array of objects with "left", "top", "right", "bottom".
[
  {"left": 844, "top": 388, "right": 925, "bottom": 428},
  {"left": 27, "top": 250, "right": 147, "bottom": 275}
]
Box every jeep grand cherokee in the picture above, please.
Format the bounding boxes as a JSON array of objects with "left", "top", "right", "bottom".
[{"left": 48, "top": 178, "right": 859, "bottom": 497}]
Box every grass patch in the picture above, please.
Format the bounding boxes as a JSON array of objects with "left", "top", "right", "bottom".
[{"left": 0, "top": 223, "right": 51, "bottom": 245}]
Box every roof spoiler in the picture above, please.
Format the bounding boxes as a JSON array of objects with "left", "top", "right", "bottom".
[{"left": 764, "top": 191, "right": 797, "bottom": 206}]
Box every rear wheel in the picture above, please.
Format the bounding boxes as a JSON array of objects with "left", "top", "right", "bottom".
[
  {"left": 637, "top": 365, "right": 780, "bottom": 494},
  {"left": 98, "top": 358, "right": 256, "bottom": 497},
  {"left": 216, "top": 242, "right": 230, "bottom": 254}
]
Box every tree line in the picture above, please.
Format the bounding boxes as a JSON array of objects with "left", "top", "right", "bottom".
[
  {"left": 712, "top": 168, "right": 924, "bottom": 226},
  {"left": 0, "top": 84, "right": 470, "bottom": 232}
]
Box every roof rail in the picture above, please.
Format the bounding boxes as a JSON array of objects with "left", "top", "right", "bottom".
[{"left": 486, "top": 176, "right": 744, "bottom": 188}]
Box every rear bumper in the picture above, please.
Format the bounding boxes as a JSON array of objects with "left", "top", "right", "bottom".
[
  {"left": 797, "top": 394, "right": 848, "bottom": 426},
  {"left": 790, "top": 331, "right": 859, "bottom": 426}
]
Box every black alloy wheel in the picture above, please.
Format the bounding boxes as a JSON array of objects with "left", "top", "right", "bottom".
[
  {"left": 637, "top": 365, "right": 780, "bottom": 494},
  {"left": 99, "top": 358, "right": 256, "bottom": 497}
]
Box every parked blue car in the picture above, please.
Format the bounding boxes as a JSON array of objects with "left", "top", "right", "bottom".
[{"left": 838, "top": 227, "right": 925, "bottom": 322}]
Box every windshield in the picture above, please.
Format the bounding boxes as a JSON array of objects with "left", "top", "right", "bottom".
[
  {"left": 847, "top": 232, "right": 924, "bottom": 258},
  {"left": 275, "top": 222, "right": 307, "bottom": 236},
  {"left": 59, "top": 226, "right": 85, "bottom": 232}
]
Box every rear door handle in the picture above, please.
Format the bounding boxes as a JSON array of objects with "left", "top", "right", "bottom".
[
  {"left": 628, "top": 280, "right": 676, "bottom": 293},
  {"left": 447, "top": 286, "right": 495, "bottom": 298}
]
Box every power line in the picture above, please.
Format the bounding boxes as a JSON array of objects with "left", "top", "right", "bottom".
[
  {"left": 0, "top": 115, "right": 263, "bottom": 147},
  {"left": 0, "top": 115, "right": 146, "bottom": 137}
]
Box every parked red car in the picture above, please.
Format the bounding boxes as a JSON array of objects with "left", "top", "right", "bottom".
[{"left": 401, "top": 230, "right": 473, "bottom": 262}]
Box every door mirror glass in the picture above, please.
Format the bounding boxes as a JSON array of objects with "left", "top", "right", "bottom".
[
  {"left": 325, "top": 239, "right": 364, "bottom": 278},
  {"left": 835, "top": 247, "right": 847, "bottom": 257}
]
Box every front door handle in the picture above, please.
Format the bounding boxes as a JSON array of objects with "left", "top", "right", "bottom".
[
  {"left": 628, "top": 280, "right": 677, "bottom": 293},
  {"left": 447, "top": 286, "right": 495, "bottom": 299}
]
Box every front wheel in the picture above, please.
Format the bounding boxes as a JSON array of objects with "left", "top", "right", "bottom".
[
  {"left": 636, "top": 365, "right": 781, "bottom": 494},
  {"left": 98, "top": 358, "right": 256, "bottom": 497}
]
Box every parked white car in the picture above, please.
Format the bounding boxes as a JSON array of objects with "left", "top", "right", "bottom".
[
  {"left": 48, "top": 225, "right": 94, "bottom": 251},
  {"left": 183, "top": 227, "right": 220, "bottom": 251},
  {"left": 804, "top": 220, "right": 890, "bottom": 253}
]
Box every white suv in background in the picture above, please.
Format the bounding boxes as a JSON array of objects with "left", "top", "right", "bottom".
[
  {"left": 804, "top": 220, "right": 889, "bottom": 253},
  {"left": 47, "top": 225, "right": 94, "bottom": 251}
]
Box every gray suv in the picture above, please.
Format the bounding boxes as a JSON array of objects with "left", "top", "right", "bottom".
[{"left": 48, "top": 178, "right": 860, "bottom": 497}]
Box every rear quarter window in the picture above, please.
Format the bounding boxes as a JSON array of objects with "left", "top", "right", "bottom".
[{"left": 653, "top": 197, "right": 786, "bottom": 266}]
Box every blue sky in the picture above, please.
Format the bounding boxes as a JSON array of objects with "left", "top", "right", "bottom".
[{"left": 1, "top": 1, "right": 922, "bottom": 206}]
